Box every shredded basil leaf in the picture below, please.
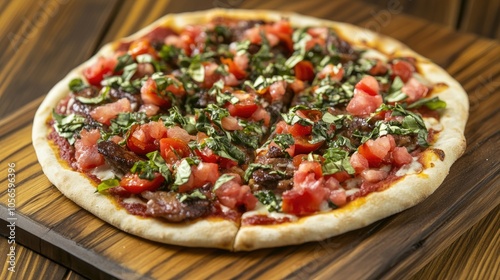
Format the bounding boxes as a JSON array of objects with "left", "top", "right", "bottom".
[
  {"left": 407, "top": 96, "right": 447, "bottom": 110},
  {"left": 75, "top": 87, "right": 110, "bottom": 104},
  {"left": 255, "top": 190, "right": 282, "bottom": 212},
  {"left": 173, "top": 159, "right": 193, "bottom": 187},
  {"left": 213, "top": 174, "right": 236, "bottom": 192},
  {"left": 52, "top": 111, "right": 86, "bottom": 145},
  {"left": 96, "top": 178, "right": 120, "bottom": 193},
  {"left": 385, "top": 76, "right": 407, "bottom": 102},
  {"left": 244, "top": 163, "right": 273, "bottom": 182},
  {"left": 178, "top": 189, "right": 207, "bottom": 202},
  {"left": 322, "top": 148, "right": 355, "bottom": 175},
  {"left": 68, "top": 78, "right": 88, "bottom": 92}
]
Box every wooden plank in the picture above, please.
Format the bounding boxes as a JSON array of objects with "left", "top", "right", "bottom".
[
  {"left": 410, "top": 206, "right": 500, "bottom": 280},
  {"left": 460, "top": 0, "right": 500, "bottom": 39},
  {"left": 0, "top": 237, "right": 67, "bottom": 280},
  {"left": 0, "top": 0, "right": 120, "bottom": 119},
  {"left": 0, "top": 0, "right": 498, "bottom": 279},
  {"left": 358, "top": 0, "right": 461, "bottom": 28}
]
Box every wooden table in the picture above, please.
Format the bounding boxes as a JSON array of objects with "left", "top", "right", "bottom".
[{"left": 0, "top": 0, "right": 498, "bottom": 279}]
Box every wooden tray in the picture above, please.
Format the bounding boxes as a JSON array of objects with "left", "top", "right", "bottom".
[
  {"left": 0, "top": 84, "right": 498, "bottom": 279},
  {"left": 1, "top": 1, "right": 499, "bottom": 278}
]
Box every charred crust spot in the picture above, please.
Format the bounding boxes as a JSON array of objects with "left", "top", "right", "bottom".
[{"left": 432, "top": 148, "right": 445, "bottom": 161}]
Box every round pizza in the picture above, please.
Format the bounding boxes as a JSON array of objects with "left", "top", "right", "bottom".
[{"left": 32, "top": 9, "right": 468, "bottom": 251}]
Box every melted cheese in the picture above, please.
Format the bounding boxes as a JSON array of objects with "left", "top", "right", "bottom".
[
  {"left": 424, "top": 117, "right": 443, "bottom": 132},
  {"left": 122, "top": 196, "right": 145, "bottom": 205},
  {"left": 395, "top": 157, "right": 423, "bottom": 177},
  {"left": 91, "top": 164, "right": 116, "bottom": 180},
  {"left": 361, "top": 49, "right": 388, "bottom": 62},
  {"left": 242, "top": 202, "right": 298, "bottom": 222}
]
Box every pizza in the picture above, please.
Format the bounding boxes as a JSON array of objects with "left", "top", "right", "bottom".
[{"left": 32, "top": 9, "right": 468, "bottom": 251}]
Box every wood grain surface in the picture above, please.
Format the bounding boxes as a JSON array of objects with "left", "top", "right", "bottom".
[{"left": 0, "top": 0, "right": 499, "bottom": 279}]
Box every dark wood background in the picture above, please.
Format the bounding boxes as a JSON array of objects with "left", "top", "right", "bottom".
[
  {"left": 0, "top": 0, "right": 498, "bottom": 279},
  {"left": 362, "top": 0, "right": 500, "bottom": 39}
]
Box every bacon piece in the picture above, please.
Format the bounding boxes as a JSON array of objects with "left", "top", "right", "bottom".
[
  {"left": 90, "top": 98, "right": 132, "bottom": 125},
  {"left": 74, "top": 129, "right": 105, "bottom": 171},
  {"left": 97, "top": 141, "right": 142, "bottom": 174}
]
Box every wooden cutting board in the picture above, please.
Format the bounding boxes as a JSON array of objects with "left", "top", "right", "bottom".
[
  {"left": 0, "top": 80, "right": 498, "bottom": 279},
  {"left": 1, "top": 1, "right": 499, "bottom": 279}
]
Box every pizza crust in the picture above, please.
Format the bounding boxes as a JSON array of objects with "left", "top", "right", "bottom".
[{"left": 32, "top": 9, "right": 468, "bottom": 251}]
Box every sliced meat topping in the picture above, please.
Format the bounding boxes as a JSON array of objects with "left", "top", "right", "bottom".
[
  {"left": 97, "top": 141, "right": 143, "bottom": 174},
  {"left": 142, "top": 191, "right": 211, "bottom": 222}
]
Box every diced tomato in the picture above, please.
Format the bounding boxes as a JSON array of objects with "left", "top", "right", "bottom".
[
  {"left": 127, "top": 122, "right": 167, "bottom": 155},
  {"left": 221, "top": 57, "right": 246, "bottom": 80},
  {"left": 215, "top": 174, "right": 257, "bottom": 211},
  {"left": 317, "top": 64, "right": 344, "bottom": 81},
  {"left": 349, "top": 152, "right": 369, "bottom": 174},
  {"left": 292, "top": 154, "right": 309, "bottom": 167},
  {"left": 250, "top": 107, "right": 271, "bottom": 126},
  {"left": 219, "top": 157, "right": 238, "bottom": 169},
  {"left": 227, "top": 101, "right": 259, "bottom": 118},
  {"left": 269, "top": 80, "right": 287, "bottom": 101},
  {"left": 139, "top": 103, "right": 160, "bottom": 117},
  {"left": 128, "top": 38, "right": 157, "bottom": 59},
  {"left": 83, "top": 56, "right": 117, "bottom": 86},
  {"left": 74, "top": 129, "right": 105, "bottom": 171},
  {"left": 355, "top": 76, "right": 380, "bottom": 96},
  {"left": 295, "top": 161, "right": 323, "bottom": 184},
  {"left": 179, "top": 162, "right": 219, "bottom": 193},
  {"left": 140, "top": 76, "right": 185, "bottom": 109},
  {"left": 294, "top": 61, "right": 315, "bottom": 82},
  {"left": 290, "top": 79, "right": 305, "bottom": 93},
  {"left": 195, "top": 146, "right": 219, "bottom": 163},
  {"left": 296, "top": 109, "right": 322, "bottom": 122},
  {"left": 293, "top": 137, "right": 323, "bottom": 155},
  {"left": 120, "top": 172, "right": 164, "bottom": 194},
  {"left": 90, "top": 98, "right": 132, "bottom": 125},
  {"left": 282, "top": 168, "right": 328, "bottom": 215},
  {"left": 159, "top": 138, "right": 191, "bottom": 164},
  {"left": 221, "top": 116, "right": 243, "bottom": 131},
  {"left": 329, "top": 188, "right": 347, "bottom": 207},
  {"left": 166, "top": 126, "right": 195, "bottom": 144},
  {"left": 346, "top": 90, "right": 383, "bottom": 116},
  {"left": 402, "top": 77, "right": 429, "bottom": 103},
  {"left": 368, "top": 60, "right": 388, "bottom": 76},
  {"left": 358, "top": 136, "right": 393, "bottom": 167},
  {"left": 201, "top": 62, "right": 222, "bottom": 88},
  {"left": 361, "top": 169, "right": 389, "bottom": 183},
  {"left": 392, "top": 147, "right": 413, "bottom": 167},
  {"left": 391, "top": 60, "right": 415, "bottom": 83},
  {"left": 329, "top": 171, "right": 352, "bottom": 183},
  {"left": 288, "top": 123, "right": 312, "bottom": 137}
]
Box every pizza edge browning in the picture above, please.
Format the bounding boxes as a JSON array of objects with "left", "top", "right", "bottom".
[{"left": 32, "top": 9, "right": 468, "bottom": 251}]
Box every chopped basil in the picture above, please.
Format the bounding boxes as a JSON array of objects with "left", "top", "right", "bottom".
[
  {"left": 173, "top": 159, "right": 193, "bottom": 187},
  {"left": 322, "top": 148, "right": 355, "bottom": 175},
  {"left": 251, "top": 75, "right": 294, "bottom": 91},
  {"left": 407, "top": 96, "right": 447, "bottom": 110},
  {"left": 236, "top": 40, "right": 251, "bottom": 56},
  {"left": 96, "top": 178, "right": 120, "bottom": 193},
  {"left": 281, "top": 105, "right": 314, "bottom": 126},
  {"left": 114, "top": 54, "right": 134, "bottom": 72},
  {"left": 187, "top": 56, "right": 205, "bottom": 83},
  {"left": 178, "top": 189, "right": 207, "bottom": 203},
  {"left": 52, "top": 111, "right": 86, "bottom": 145},
  {"left": 273, "top": 134, "right": 294, "bottom": 150},
  {"left": 244, "top": 163, "right": 273, "bottom": 182},
  {"left": 255, "top": 190, "right": 282, "bottom": 212},
  {"left": 147, "top": 151, "right": 172, "bottom": 183},
  {"left": 213, "top": 174, "right": 236, "bottom": 191},
  {"left": 102, "top": 112, "right": 148, "bottom": 141},
  {"left": 385, "top": 76, "right": 407, "bottom": 103},
  {"left": 75, "top": 86, "right": 110, "bottom": 104},
  {"left": 68, "top": 78, "right": 88, "bottom": 92},
  {"left": 203, "top": 136, "right": 246, "bottom": 164},
  {"left": 285, "top": 28, "right": 312, "bottom": 68}
]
